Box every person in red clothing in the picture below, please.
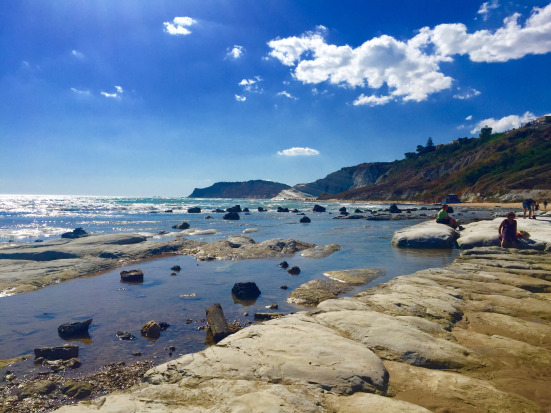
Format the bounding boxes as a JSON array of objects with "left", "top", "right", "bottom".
[{"left": 498, "top": 212, "right": 518, "bottom": 248}]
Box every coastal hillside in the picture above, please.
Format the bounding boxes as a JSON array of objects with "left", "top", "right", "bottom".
[
  {"left": 313, "top": 116, "right": 551, "bottom": 202},
  {"left": 188, "top": 180, "right": 290, "bottom": 199}
]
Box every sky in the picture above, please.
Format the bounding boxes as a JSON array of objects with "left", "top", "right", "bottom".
[{"left": 1, "top": 0, "right": 551, "bottom": 196}]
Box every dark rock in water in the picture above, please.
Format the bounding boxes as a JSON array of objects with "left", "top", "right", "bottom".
[
  {"left": 188, "top": 207, "right": 201, "bottom": 213},
  {"left": 58, "top": 319, "right": 92, "bottom": 339},
  {"left": 34, "top": 239, "right": 43, "bottom": 242},
  {"left": 120, "top": 269, "right": 144, "bottom": 283},
  {"left": 354, "top": 209, "right": 363, "bottom": 213},
  {"left": 206, "top": 303, "right": 231, "bottom": 343},
  {"left": 172, "top": 222, "right": 190, "bottom": 229},
  {"left": 279, "top": 261, "right": 289, "bottom": 268},
  {"left": 277, "top": 207, "right": 289, "bottom": 212},
  {"left": 205, "top": 215, "right": 213, "bottom": 219},
  {"left": 116, "top": 331, "right": 135, "bottom": 340},
  {"left": 287, "top": 266, "right": 301, "bottom": 275},
  {"left": 34, "top": 345, "right": 79, "bottom": 360},
  {"left": 226, "top": 205, "right": 242, "bottom": 213},
  {"left": 214, "top": 208, "right": 225, "bottom": 213},
  {"left": 280, "top": 285, "right": 289, "bottom": 290},
  {"left": 313, "top": 204, "right": 326, "bottom": 213},
  {"left": 243, "top": 207, "right": 250, "bottom": 213},
  {"left": 340, "top": 211, "right": 349, "bottom": 216},
  {"left": 61, "top": 227, "right": 87, "bottom": 239},
  {"left": 62, "top": 381, "right": 93, "bottom": 399},
  {"left": 389, "top": 204, "right": 402, "bottom": 213},
  {"left": 291, "top": 209, "right": 300, "bottom": 213},
  {"left": 170, "top": 272, "right": 177, "bottom": 276},
  {"left": 164, "top": 209, "right": 173, "bottom": 213},
  {"left": 171, "top": 265, "right": 181, "bottom": 272},
  {"left": 258, "top": 207, "right": 267, "bottom": 212},
  {"left": 254, "top": 312, "right": 284, "bottom": 320},
  {"left": 159, "top": 322, "right": 170, "bottom": 331},
  {"left": 231, "top": 282, "right": 261, "bottom": 300},
  {"left": 268, "top": 303, "right": 278, "bottom": 309},
  {"left": 339, "top": 207, "right": 347, "bottom": 212},
  {"left": 141, "top": 321, "right": 161, "bottom": 339},
  {"left": 223, "top": 212, "right": 240, "bottom": 220},
  {"left": 300, "top": 216, "right": 311, "bottom": 223}
]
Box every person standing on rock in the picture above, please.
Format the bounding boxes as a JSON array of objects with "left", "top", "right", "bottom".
[
  {"left": 498, "top": 212, "right": 518, "bottom": 248},
  {"left": 435, "top": 204, "right": 459, "bottom": 229}
]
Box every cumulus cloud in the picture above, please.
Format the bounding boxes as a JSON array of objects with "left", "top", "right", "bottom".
[
  {"left": 235, "top": 94, "right": 246, "bottom": 102},
  {"left": 277, "top": 147, "right": 320, "bottom": 156},
  {"left": 164, "top": 17, "right": 196, "bottom": 35},
  {"left": 466, "top": 115, "right": 472, "bottom": 120},
  {"left": 267, "top": 4, "right": 551, "bottom": 105},
  {"left": 470, "top": 111, "right": 535, "bottom": 133},
  {"left": 277, "top": 91, "right": 297, "bottom": 100},
  {"left": 453, "top": 87, "right": 481, "bottom": 100},
  {"left": 227, "top": 45, "right": 245, "bottom": 59},
  {"left": 239, "top": 76, "right": 263, "bottom": 93},
  {"left": 478, "top": 0, "right": 500, "bottom": 21}
]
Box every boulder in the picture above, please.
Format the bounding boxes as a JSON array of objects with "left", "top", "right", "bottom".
[
  {"left": 226, "top": 205, "right": 242, "bottom": 213},
  {"left": 243, "top": 208, "right": 250, "bottom": 213},
  {"left": 231, "top": 282, "right": 261, "bottom": 300},
  {"left": 20, "top": 380, "right": 57, "bottom": 398},
  {"left": 223, "top": 212, "right": 240, "bottom": 220},
  {"left": 206, "top": 303, "right": 231, "bottom": 343},
  {"left": 389, "top": 204, "right": 402, "bottom": 213},
  {"left": 34, "top": 344, "right": 79, "bottom": 360},
  {"left": 141, "top": 321, "right": 161, "bottom": 339},
  {"left": 339, "top": 207, "right": 347, "bottom": 212},
  {"left": 61, "top": 381, "right": 93, "bottom": 399},
  {"left": 392, "top": 221, "right": 458, "bottom": 249},
  {"left": 299, "top": 216, "right": 311, "bottom": 223},
  {"left": 313, "top": 204, "right": 326, "bottom": 213},
  {"left": 187, "top": 207, "right": 201, "bottom": 213},
  {"left": 287, "top": 266, "right": 301, "bottom": 275},
  {"left": 172, "top": 222, "right": 190, "bottom": 230},
  {"left": 120, "top": 269, "right": 144, "bottom": 282},
  {"left": 58, "top": 318, "right": 92, "bottom": 339},
  {"left": 277, "top": 207, "right": 289, "bottom": 212},
  {"left": 257, "top": 207, "right": 267, "bottom": 212},
  {"left": 61, "top": 228, "right": 88, "bottom": 239},
  {"left": 171, "top": 265, "right": 181, "bottom": 272},
  {"left": 278, "top": 261, "right": 289, "bottom": 268}
]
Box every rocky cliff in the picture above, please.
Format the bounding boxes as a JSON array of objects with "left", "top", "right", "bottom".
[
  {"left": 188, "top": 180, "right": 290, "bottom": 199},
  {"left": 316, "top": 117, "right": 551, "bottom": 202}
]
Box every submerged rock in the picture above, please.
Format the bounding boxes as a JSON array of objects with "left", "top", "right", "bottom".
[
  {"left": 141, "top": 321, "right": 161, "bottom": 339},
  {"left": 223, "top": 212, "right": 240, "bottom": 220},
  {"left": 34, "top": 345, "right": 79, "bottom": 360},
  {"left": 287, "top": 278, "right": 352, "bottom": 306}
]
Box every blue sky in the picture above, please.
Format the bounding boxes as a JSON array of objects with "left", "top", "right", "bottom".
[{"left": 1, "top": 0, "right": 550, "bottom": 196}]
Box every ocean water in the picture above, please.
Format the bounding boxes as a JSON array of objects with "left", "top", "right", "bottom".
[{"left": 0, "top": 195, "right": 457, "bottom": 378}]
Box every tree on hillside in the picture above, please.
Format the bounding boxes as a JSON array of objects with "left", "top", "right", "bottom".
[{"left": 425, "top": 137, "right": 435, "bottom": 152}]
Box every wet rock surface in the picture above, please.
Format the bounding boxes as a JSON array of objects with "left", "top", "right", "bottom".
[{"left": 52, "top": 246, "right": 551, "bottom": 412}]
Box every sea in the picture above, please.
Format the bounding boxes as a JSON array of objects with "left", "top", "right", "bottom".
[{"left": 0, "top": 195, "right": 459, "bottom": 379}]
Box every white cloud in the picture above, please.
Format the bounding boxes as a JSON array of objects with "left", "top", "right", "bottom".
[
  {"left": 267, "top": 4, "right": 551, "bottom": 105},
  {"left": 238, "top": 76, "right": 263, "bottom": 93},
  {"left": 353, "top": 94, "right": 393, "bottom": 106},
  {"left": 470, "top": 111, "right": 535, "bottom": 133},
  {"left": 466, "top": 115, "right": 472, "bottom": 120},
  {"left": 430, "top": 4, "right": 551, "bottom": 62},
  {"left": 453, "top": 87, "right": 481, "bottom": 100},
  {"left": 277, "top": 147, "right": 320, "bottom": 156},
  {"left": 101, "top": 85, "right": 124, "bottom": 99},
  {"left": 478, "top": 0, "right": 499, "bottom": 21},
  {"left": 70, "top": 88, "right": 90, "bottom": 96},
  {"left": 227, "top": 45, "right": 245, "bottom": 59},
  {"left": 277, "top": 90, "right": 297, "bottom": 100},
  {"left": 235, "top": 94, "right": 246, "bottom": 102},
  {"left": 71, "top": 50, "right": 85, "bottom": 59},
  {"left": 164, "top": 17, "right": 196, "bottom": 35}
]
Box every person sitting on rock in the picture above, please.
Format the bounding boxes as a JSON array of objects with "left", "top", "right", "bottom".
[
  {"left": 436, "top": 204, "right": 459, "bottom": 229},
  {"left": 498, "top": 212, "right": 518, "bottom": 248}
]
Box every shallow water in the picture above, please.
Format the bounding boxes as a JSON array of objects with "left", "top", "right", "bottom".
[{"left": 0, "top": 196, "right": 458, "bottom": 379}]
